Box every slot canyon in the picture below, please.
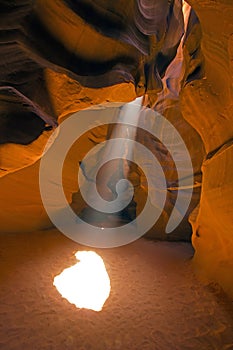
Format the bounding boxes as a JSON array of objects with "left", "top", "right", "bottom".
[{"left": 0, "top": 1, "right": 233, "bottom": 349}]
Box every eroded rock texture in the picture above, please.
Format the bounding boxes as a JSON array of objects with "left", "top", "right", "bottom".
[
  {"left": 183, "top": 0, "right": 233, "bottom": 297},
  {"left": 0, "top": 1, "right": 232, "bottom": 296}
]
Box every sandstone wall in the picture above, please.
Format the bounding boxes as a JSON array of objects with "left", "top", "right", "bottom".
[
  {"left": 0, "top": 0, "right": 232, "bottom": 296},
  {"left": 183, "top": 0, "right": 233, "bottom": 296}
]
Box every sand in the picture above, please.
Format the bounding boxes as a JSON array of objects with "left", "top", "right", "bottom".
[{"left": 0, "top": 230, "right": 233, "bottom": 350}]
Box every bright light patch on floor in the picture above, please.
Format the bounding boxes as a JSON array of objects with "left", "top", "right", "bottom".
[{"left": 53, "top": 251, "right": 111, "bottom": 312}]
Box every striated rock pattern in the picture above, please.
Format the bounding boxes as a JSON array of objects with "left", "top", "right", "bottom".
[
  {"left": 0, "top": 1, "right": 232, "bottom": 296},
  {"left": 182, "top": 0, "right": 233, "bottom": 297}
]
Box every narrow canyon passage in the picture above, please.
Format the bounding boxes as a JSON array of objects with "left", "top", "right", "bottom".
[
  {"left": 1, "top": 230, "right": 233, "bottom": 350},
  {"left": 1, "top": 1, "right": 233, "bottom": 349}
]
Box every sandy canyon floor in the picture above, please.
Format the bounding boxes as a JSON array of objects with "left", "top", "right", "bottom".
[{"left": 0, "top": 230, "right": 233, "bottom": 350}]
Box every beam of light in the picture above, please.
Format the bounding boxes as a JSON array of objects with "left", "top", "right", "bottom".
[
  {"left": 53, "top": 251, "right": 111, "bottom": 312},
  {"left": 79, "top": 97, "right": 143, "bottom": 223},
  {"left": 95, "top": 97, "right": 143, "bottom": 207}
]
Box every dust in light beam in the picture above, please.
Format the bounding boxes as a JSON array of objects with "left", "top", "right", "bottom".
[{"left": 53, "top": 251, "right": 111, "bottom": 311}]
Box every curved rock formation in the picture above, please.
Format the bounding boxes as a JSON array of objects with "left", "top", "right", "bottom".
[
  {"left": 182, "top": 0, "right": 233, "bottom": 297},
  {"left": 0, "top": 0, "right": 232, "bottom": 296}
]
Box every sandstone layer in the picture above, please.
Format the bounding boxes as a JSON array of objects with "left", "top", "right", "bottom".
[{"left": 0, "top": 1, "right": 232, "bottom": 296}]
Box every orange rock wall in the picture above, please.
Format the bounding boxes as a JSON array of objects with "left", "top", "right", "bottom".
[
  {"left": 0, "top": 0, "right": 233, "bottom": 297},
  {"left": 183, "top": 0, "right": 233, "bottom": 296}
]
